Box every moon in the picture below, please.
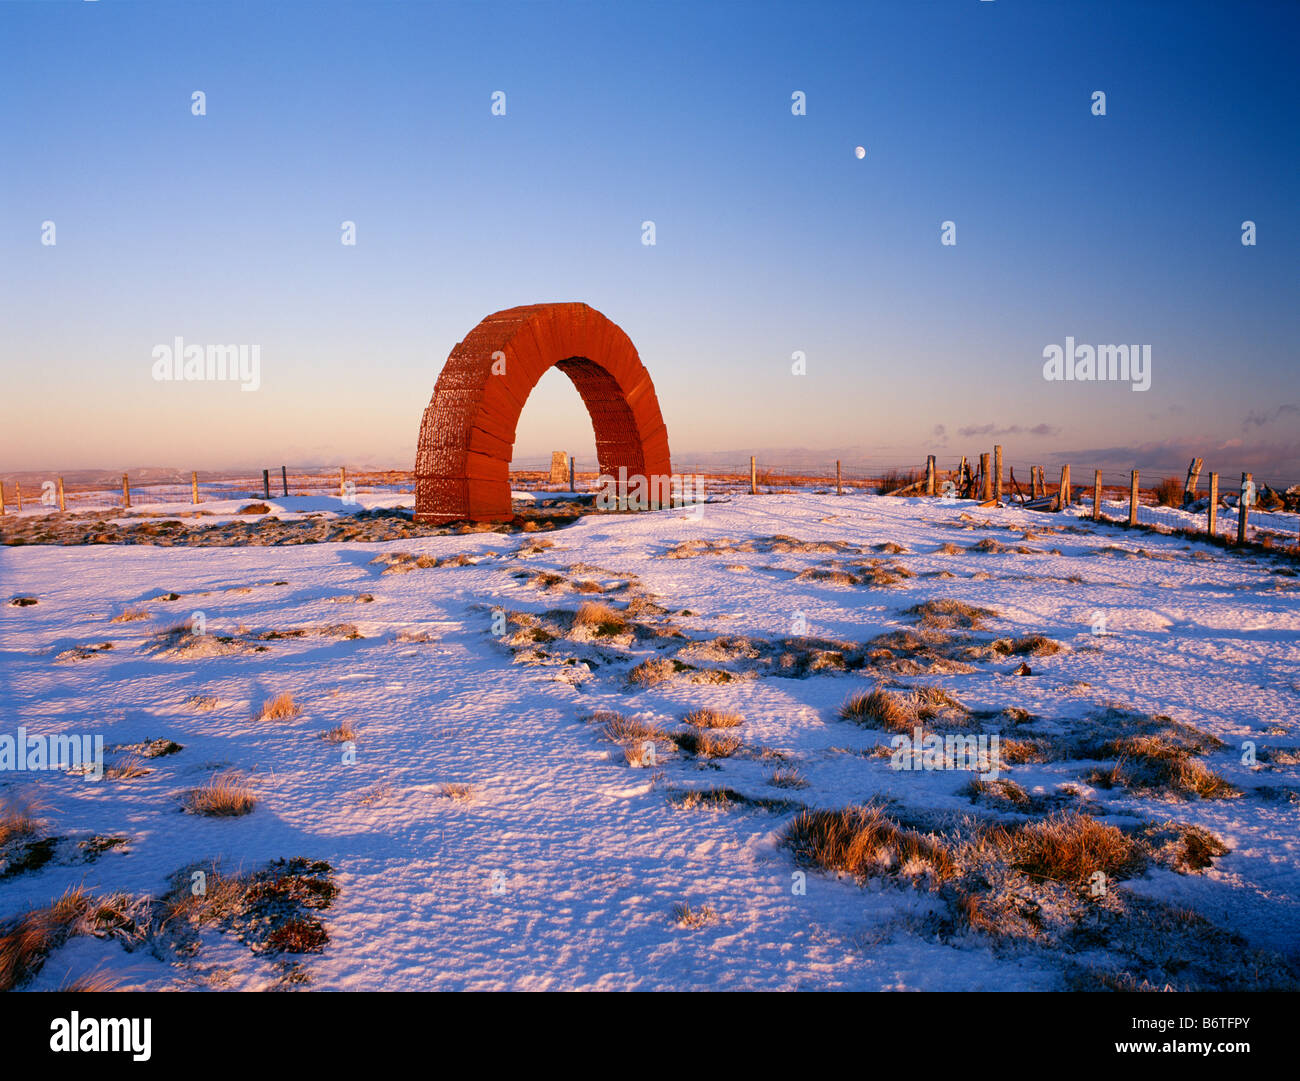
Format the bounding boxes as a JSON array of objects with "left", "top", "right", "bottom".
[{"left": 854, "top": 145, "right": 866, "bottom": 159}]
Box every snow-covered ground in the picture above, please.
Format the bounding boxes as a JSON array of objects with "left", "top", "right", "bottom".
[
  {"left": 1, "top": 492, "right": 1297, "bottom": 990},
  {"left": 3, "top": 492, "right": 415, "bottom": 525},
  {"left": 1085, "top": 494, "right": 1299, "bottom": 546}
]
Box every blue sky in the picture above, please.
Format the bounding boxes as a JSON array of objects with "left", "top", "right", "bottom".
[{"left": 1, "top": 0, "right": 1297, "bottom": 481}]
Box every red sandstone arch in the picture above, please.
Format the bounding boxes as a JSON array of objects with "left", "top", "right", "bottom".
[{"left": 414, "top": 303, "right": 673, "bottom": 523}]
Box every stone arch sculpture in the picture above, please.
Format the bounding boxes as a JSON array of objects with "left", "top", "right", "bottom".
[{"left": 414, "top": 303, "right": 673, "bottom": 523}]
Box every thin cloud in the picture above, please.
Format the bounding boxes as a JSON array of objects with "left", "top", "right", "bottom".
[
  {"left": 957, "top": 423, "right": 1060, "bottom": 438},
  {"left": 1244, "top": 404, "right": 1299, "bottom": 429}
]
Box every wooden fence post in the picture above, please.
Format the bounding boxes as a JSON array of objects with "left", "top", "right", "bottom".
[
  {"left": 1183, "top": 457, "right": 1204, "bottom": 505},
  {"left": 1128, "top": 469, "right": 1139, "bottom": 527},
  {"left": 57, "top": 476, "right": 65, "bottom": 512},
  {"left": 750, "top": 456, "right": 757, "bottom": 495},
  {"left": 281, "top": 466, "right": 289, "bottom": 497},
  {"left": 569, "top": 456, "right": 575, "bottom": 492},
  {"left": 192, "top": 471, "right": 199, "bottom": 504},
  {"left": 993, "top": 446, "right": 1003, "bottom": 502},
  {"left": 122, "top": 474, "right": 131, "bottom": 509},
  {"left": 1207, "top": 472, "right": 1218, "bottom": 535},
  {"left": 339, "top": 467, "right": 346, "bottom": 498},
  {"left": 262, "top": 469, "right": 270, "bottom": 500},
  {"left": 924, "top": 455, "right": 935, "bottom": 497},
  {"left": 980, "top": 453, "right": 992, "bottom": 501},
  {"left": 0, "top": 481, "right": 5, "bottom": 516},
  {"left": 837, "top": 460, "right": 843, "bottom": 496},
  {"left": 1059, "top": 465, "right": 1071, "bottom": 508},
  {"left": 15, "top": 483, "right": 22, "bottom": 511},
  {"left": 958, "top": 456, "right": 969, "bottom": 497},
  {"left": 1237, "top": 472, "right": 1252, "bottom": 545},
  {"left": 1092, "top": 470, "right": 1102, "bottom": 521}
]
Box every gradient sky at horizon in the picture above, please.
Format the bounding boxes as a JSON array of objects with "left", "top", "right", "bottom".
[{"left": 1, "top": 0, "right": 1297, "bottom": 480}]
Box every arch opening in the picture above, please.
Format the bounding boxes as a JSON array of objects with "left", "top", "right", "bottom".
[{"left": 414, "top": 303, "right": 673, "bottom": 523}]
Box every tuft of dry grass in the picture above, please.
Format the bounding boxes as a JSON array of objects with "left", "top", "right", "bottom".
[
  {"left": 668, "top": 781, "right": 800, "bottom": 811},
  {"left": 265, "top": 918, "right": 328, "bottom": 953},
  {"left": 623, "top": 742, "right": 659, "bottom": 768},
  {"left": 528, "top": 570, "right": 566, "bottom": 589},
  {"left": 56, "top": 967, "right": 124, "bottom": 992},
  {"left": 672, "top": 902, "right": 717, "bottom": 929},
  {"left": 358, "top": 782, "right": 394, "bottom": 806},
  {"left": 1010, "top": 635, "right": 1063, "bottom": 656},
  {"left": 160, "top": 857, "right": 337, "bottom": 957},
  {"left": 625, "top": 594, "right": 669, "bottom": 619},
  {"left": 1170, "top": 825, "right": 1230, "bottom": 872},
  {"left": 858, "top": 562, "right": 915, "bottom": 588},
  {"left": 628, "top": 656, "right": 679, "bottom": 687},
  {"left": 1085, "top": 735, "right": 1239, "bottom": 799},
  {"left": 839, "top": 687, "right": 917, "bottom": 732},
  {"left": 104, "top": 755, "right": 151, "bottom": 780},
  {"left": 257, "top": 692, "right": 302, "bottom": 721},
  {"left": 110, "top": 606, "right": 151, "bottom": 623},
  {"left": 572, "top": 601, "right": 628, "bottom": 635},
  {"left": 670, "top": 787, "right": 744, "bottom": 811},
  {"left": 596, "top": 712, "right": 664, "bottom": 744},
  {"left": 911, "top": 685, "right": 969, "bottom": 721},
  {"left": 954, "top": 886, "right": 1032, "bottom": 939},
  {"left": 674, "top": 729, "right": 742, "bottom": 758},
  {"left": 906, "top": 599, "right": 997, "bottom": 630},
  {"left": 683, "top": 708, "right": 743, "bottom": 729},
  {"left": 0, "top": 886, "right": 91, "bottom": 991},
  {"left": 795, "top": 567, "right": 862, "bottom": 586},
  {"left": 436, "top": 782, "right": 474, "bottom": 803},
  {"left": 1143, "top": 821, "right": 1231, "bottom": 873},
  {"left": 0, "top": 794, "right": 49, "bottom": 846},
  {"left": 999, "top": 738, "right": 1052, "bottom": 765},
  {"left": 768, "top": 767, "right": 809, "bottom": 789},
  {"left": 319, "top": 722, "right": 358, "bottom": 743},
  {"left": 182, "top": 771, "right": 256, "bottom": 817},
  {"left": 186, "top": 694, "right": 220, "bottom": 712},
  {"left": 783, "top": 803, "right": 957, "bottom": 884},
  {"left": 984, "top": 812, "right": 1145, "bottom": 886},
  {"left": 1154, "top": 476, "right": 1184, "bottom": 508},
  {"left": 960, "top": 777, "right": 1031, "bottom": 810},
  {"left": 159, "top": 866, "right": 241, "bottom": 928}
]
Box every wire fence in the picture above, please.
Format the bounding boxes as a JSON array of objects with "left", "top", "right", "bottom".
[
  {"left": 0, "top": 470, "right": 413, "bottom": 514},
  {"left": 2, "top": 456, "right": 1295, "bottom": 530}
]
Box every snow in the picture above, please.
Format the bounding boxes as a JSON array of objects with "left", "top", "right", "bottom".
[
  {"left": 1, "top": 491, "right": 1297, "bottom": 989},
  {"left": 1082, "top": 495, "right": 1298, "bottom": 545}
]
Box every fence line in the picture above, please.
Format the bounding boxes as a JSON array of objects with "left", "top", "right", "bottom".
[{"left": 1, "top": 451, "right": 1295, "bottom": 546}]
